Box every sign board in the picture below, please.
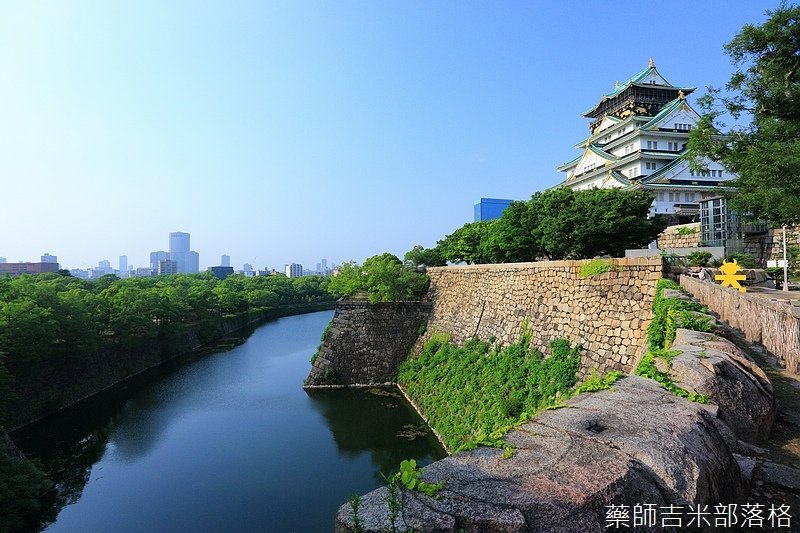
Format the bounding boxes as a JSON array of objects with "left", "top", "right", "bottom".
[{"left": 767, "top": 260, "right": 788, "bottom": 268}]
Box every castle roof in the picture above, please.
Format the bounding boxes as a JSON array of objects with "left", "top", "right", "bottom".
[{"left": 582, "top": 60, "right": 695, "bottom": 119}]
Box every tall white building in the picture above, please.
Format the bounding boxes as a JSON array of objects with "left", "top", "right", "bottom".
[
  {"left": 41, "top": 253, "right": 58, "bottom": 263},
  {"left": 285, "top": 263, "right": 303, "bottom": 278},
  {"left": 555, "top": 60, "right": 735, "bottom": 224},
  {"left": 221, "top": 254, "right": 230, "bottom": 267}
]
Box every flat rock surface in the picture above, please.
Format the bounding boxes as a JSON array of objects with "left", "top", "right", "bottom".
[{"left": 336, "top": 376, "right": 747, "bottom": 532}]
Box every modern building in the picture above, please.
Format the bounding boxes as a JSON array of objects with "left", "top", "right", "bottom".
[
  {"left": 119, "top": 255, "right": 128, "bottom": 277},
  {"left": 0, "top": 262, "right": 60, "bottom": 275},
  {"left": 474, "top": 198, "right": 513, "bottom": 222},
  {"left": 134, "top": 267, "right": 155, "bottom": 277},
  {"left": 315, "top": 258, "right": 331, "bottom": 275},
  {"left": 208, "top": 266, "right": 234, "bottom": 280},
  {"left": 0, "top": 257, "right": 6, "bottom": 264},
  {"left": 285, "top": 263, "right": 303, "bottom": 278},
  {"left": 158, "top": 259, "right": 178, "bottom": 275},
  {"left": 41, "top": 253, "right": 58, "bottom": 263},
  {"left": 186, "top": 251, "right": 199, "bottom": 274},
  {"left": 221, "top": 254, "right": 231, "bottom": 267},
  {"left": 150, "top": 251, "right": 169, "bottom": 270},
  {"left": 95, "top": 260, "right": 114, "bottom": 276},
  {"left": 170, "top": 231, "right": 190, "bottom": 255},
  {"left": 69, "top": 269, "right": 89, "bottom": 279},
  {"left": 168, "top": 231, "right": 199, "bottom": 273},
  {"left": 555, "top": 60, "right": 735, "bottom": 224}
]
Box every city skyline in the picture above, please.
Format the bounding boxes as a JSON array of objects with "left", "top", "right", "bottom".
[{"left": 0, "top": 2, "right": 784, "bottom": 269}]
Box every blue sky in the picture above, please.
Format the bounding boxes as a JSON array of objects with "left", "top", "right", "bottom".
[{"left": 0, "top": 1, "right": 785, "bottom": 271}]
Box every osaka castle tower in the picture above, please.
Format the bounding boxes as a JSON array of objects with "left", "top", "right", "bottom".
[{"left": 555, "top": 59, "right": 734, "bottom": 224}]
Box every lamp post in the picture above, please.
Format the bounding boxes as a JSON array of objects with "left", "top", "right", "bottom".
[{"left": 783, "top": 224, "right": 789, "bottom": 292}]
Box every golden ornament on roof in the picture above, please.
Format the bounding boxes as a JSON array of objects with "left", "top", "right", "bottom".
[
  {"left": 678, "top": 90, "right": 686, "bottom": 100},
  {"left": 649, "top": 58, "right": 655, "bottom": 68}
]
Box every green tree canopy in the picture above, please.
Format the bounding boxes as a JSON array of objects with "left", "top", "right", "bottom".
[
  {"left": 437, "top": 188, "right": 664, "bottom": 263},
  {"left": 326, "top": 254, "right": 429, "bottom": 303},
  {"left": 403, "top": 245, "right": 446, "bottom": 269},
  {"left": 687, "top": 4, "right": 800, "bottom": 225},
  {"left": 437, "top": 220, "right": 496, "bottom": 264}
]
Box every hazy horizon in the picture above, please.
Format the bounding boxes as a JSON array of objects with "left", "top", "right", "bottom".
[{"left": 0, "top": 2, "right": 782, "bottom": 271}]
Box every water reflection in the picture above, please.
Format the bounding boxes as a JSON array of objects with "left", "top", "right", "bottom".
[
  {"left": 12, "top": 328, "right": 262, "bottom": 531},
  {"left": 305, "top": 387, "right": 445, "bottom": 482},
  {"left": 11, "top": 312, "right": 444, "bottom": 532}
]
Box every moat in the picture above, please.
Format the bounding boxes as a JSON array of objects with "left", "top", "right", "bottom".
[{"left": 12, "top": 310, "right": 445, "bottom": 532}]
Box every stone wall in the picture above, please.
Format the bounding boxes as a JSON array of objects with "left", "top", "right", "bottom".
[
  {"left": 680, "top": 275, "right": 800, "bottom": 375},
  {"left": 657, "top": 222, "right": 701, "bottom": 250},
  {"left": 304, "top": 300, "right": 432, "bottom": 387},
  {"left": 417, "top": 257, "right": 664, "bottom": 377}
]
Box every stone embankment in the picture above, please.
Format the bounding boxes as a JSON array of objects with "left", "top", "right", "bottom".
[
  {"left": 657, "top": 222, "right": 701, "bottom": 250},
  {"left": 336, "top": 298, "right": 777, "bottom": 531},
  {"left": 306, "top": 258, "right": 663, "bottom": 389},
  {"left": 304, "top": 300, "right": 431, "bottom": 387},
  {"left": 418, "top": 257, "right": 663, "bottom": 378},
  {"left": 681, "top": 275, "right": 800, "bottom": 375}
]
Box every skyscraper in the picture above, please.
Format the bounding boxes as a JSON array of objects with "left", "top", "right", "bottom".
[
  {"left": 187, "top": 251, "right": 199, "bottom": 274},
  {"left": 168, "top": 231, "right": 199, "bottom": 273},
  {"left": 221, "top": 254, "right": 230, "bottom": 267},
  {"left": 150, "top": 251, "right": 169, "bottom": 270},
  {"left": 41, "top": 253, "right": 58, "bottom": 263},
  {"left": 119, "top": 255, "right": 128, "bottom": 276},
  {"left": 170, "top": 232, "right": 190, "bottom": 255}
]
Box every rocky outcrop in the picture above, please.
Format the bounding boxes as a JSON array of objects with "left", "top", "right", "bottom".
[
  {"left": 668, "top": 329, "right": 777, "bottom": 444},
  {"left": 336, "top": 377, "right": 747, "bottom": 532}
]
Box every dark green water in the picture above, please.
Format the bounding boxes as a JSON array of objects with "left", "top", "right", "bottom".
[{"left": 12, "top": 310, "right": 445, "bottom": 532}]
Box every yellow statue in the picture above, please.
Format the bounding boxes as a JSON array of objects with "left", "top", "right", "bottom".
[{"left": 715, "top": 259, "right": 747, "bottom": 293}]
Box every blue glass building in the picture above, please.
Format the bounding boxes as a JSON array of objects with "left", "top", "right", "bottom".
[{"left": 474, "top": 198, "right": 513, "bottom": 221}]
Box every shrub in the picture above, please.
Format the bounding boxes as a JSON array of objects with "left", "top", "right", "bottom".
[
  {"left": 725, "top": 251, "right": 758, "bottom": 269},
  {"left": 687, "top": 251, "right": 712, "bottom": 267},
  {"left": 675, "top": 227, "right": 698, "bottom": 236}
]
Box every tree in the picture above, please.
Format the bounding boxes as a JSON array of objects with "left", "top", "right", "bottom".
[
  {"left": 437, "top": 221, "right": 496, "bottom": 264},
  {"left": 490, "top": 200, "right": 542, "bottom": 262},
  {"left": 326, "top": 261, "right": 365, "bottom": 298},
  {"left": 687, "top": 4, "right": 800, "bottom": 225},
  {"left": 326, "top": 254, "right": 429, "bottom": 302},
  {"left": 403, "top": 245, "right": 446, "bottom": 269},
  {"left": 488, "top": 188, "right": 665, "bottom": 261}
]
